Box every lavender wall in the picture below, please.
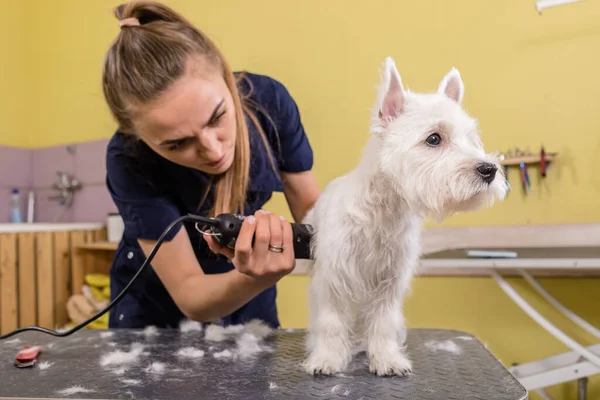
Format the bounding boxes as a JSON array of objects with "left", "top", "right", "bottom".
[
  {"left": 0, "top": 139, "right": 117, "bottom": 223},
  {"left": 0, "top": 146, "right": 33, "bottom": 223}
]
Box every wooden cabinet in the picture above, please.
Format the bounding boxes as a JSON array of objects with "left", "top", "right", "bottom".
[{"left": 0, "top": 224, "right": 108, "bottom": 334}]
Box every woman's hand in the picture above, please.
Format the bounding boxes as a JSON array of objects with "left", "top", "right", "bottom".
[{"left": 203, "top": 210, "right": 296, "bottom": 286}]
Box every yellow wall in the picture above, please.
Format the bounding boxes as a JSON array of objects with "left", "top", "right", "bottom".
[
  {"left": 0, "top": 1, "right": 27, "bottom": 147},
  {"left": 4, "top": 1, "right": 600, "bottom": 398},
  {"left": 6, "top": 0, "right": 600, "bottom": 226}
]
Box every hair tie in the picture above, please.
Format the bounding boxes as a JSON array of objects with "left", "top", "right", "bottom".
[{"left": 119, "top": 17, "right": 140, "bottom": 28}]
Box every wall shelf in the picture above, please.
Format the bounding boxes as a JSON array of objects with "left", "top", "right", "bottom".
[{"left": 500, "top": 152, "right": 557, "bottom": 166}]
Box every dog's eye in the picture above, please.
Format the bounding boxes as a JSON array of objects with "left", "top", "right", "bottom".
[{"left": 425, "top": 133, "right": 442, "bottom": 147}]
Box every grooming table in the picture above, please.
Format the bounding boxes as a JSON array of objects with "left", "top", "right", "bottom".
[
  {"left": 421, "top": 246, "right": 600, "bottom": 400},
  {"left": 0, "top": 328, "right": 526, "bottom": 400}
]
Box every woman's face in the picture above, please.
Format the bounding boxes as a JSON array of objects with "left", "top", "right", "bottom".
[{"left": 133, "top": 63, "right": 237, "bottom": 175}]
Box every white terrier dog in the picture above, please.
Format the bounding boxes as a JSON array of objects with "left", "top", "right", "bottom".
[{"left": 301, "top": 57, "right": 507, "bottom": 376}]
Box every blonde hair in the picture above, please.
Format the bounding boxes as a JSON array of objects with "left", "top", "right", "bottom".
[{"left": 102, "top": 1, "right": 278, "bottom": 217}]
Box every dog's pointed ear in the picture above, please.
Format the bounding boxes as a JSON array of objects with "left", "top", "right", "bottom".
[
  {"left": 378, "top": 57, "right": 405, "bottom": 120},
  {"left": 438, "top": 67, "right": 464, "bottom": 104}
]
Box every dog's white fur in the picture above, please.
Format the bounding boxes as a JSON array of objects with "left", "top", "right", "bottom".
[{"left": 301, "top": 57, "right": 507, "bottom": 376}]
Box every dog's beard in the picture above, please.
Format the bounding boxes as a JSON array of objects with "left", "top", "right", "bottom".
[
  {"left": 396, "top": 168, "right": 506, "bottom": 222},
  {"left": 439, "top": 175, "right": 506, "bottom": 220}
]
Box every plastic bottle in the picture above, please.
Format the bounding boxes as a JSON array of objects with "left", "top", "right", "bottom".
[
  {"left": 27, "top": 190, "right": 35, "bottom": 223},
  {"left": 10, "top": 188, "right": 23, "bottom": 223}
]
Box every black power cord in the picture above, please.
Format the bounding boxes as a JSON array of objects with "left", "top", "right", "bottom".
[{"left": 0, "top": 213, "right": 215, "bottom": 340}]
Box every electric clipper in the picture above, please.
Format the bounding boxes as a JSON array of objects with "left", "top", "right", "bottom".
[{"left": 205, "top": 213, "right": 314, "bottom": 259}]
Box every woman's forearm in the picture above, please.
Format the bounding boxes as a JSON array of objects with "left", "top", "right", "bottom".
[
  {"left": 177, "top": 269, "right": 272, "bottom": 322},
  {"left": 138, "top": 215, "right": 290, "bottom": 324}
]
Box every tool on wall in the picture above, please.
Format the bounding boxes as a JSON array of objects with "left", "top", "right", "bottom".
[
  {"left": 540, "top": 146, "right": 547, "bottom": 177},
  {"left": 498, "top": 145, "right": 557, "bottom": 195},
  {"left": 520, "top": 162, "right": 531, "bottom": 194}
]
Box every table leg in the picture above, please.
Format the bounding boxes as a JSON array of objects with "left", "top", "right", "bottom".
[
  {"left": 490, "top": 270, "right": 600, "bottom": 367},
  {"left": 534, "top": 388, "right": 553, "bottom": 400},
  {"left": 578, "top": 377, "right": 587, "bottom": 400},
  {"left": 519, "top": 269, "right": 600, "bottom": 340}
]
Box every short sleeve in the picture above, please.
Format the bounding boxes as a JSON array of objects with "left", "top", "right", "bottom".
[
  {"left": 270, "top": 79, "right": 314, "bottom": 173},
  {"left": 105, "top": 137, "right": 183, "bottom": 242}
]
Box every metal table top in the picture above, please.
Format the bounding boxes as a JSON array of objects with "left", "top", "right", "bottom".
[{"left": 0, "top": 327, "right": 527, "bottom": 400}]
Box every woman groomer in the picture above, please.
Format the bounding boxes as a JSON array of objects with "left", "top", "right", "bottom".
[{"left": 102, "top": 1, "right": 319, "bottom": 329}]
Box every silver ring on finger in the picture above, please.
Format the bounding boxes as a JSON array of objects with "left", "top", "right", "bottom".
[{"left": 268, "top": 244, "right": 284, "bottom": 253}]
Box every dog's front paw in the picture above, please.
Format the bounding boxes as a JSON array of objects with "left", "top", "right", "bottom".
[
  {"left": 368, "top": 351, "right": 412, "bottom": 377},
  {"left": 303, "top": 351, "right": 349, "bottom": 375}
]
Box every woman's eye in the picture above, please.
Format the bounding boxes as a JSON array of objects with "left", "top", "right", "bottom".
[
  {"left": 425, "top": 133, "right": 442, "bottom": 147},
  {"left": 168, "top": 138, "right": 193, "bottom": 151}
]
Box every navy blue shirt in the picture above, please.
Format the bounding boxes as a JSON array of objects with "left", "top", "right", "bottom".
[{"left": 105, "top": 72, "right": 313, "bottom": 330}]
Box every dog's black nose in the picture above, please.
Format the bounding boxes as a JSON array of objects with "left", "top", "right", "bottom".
[{"left": 476, "top": 163, "right": 497, "bottom": 184}]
